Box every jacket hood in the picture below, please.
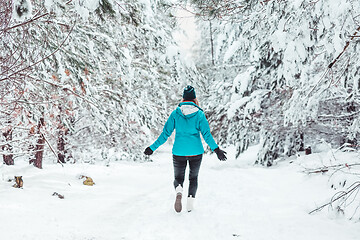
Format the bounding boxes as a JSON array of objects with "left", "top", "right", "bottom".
[{"left": 176, "top": 102, "right": 202, "bottom": 118}]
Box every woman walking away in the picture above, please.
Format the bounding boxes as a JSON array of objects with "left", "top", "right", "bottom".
[{"left": 144, "top": 85, "right": 227, "bottom": 213}]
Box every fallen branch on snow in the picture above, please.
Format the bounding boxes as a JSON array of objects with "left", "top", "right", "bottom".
[{"left": 309, "top": 181, "right": 360, "bottom": 215}]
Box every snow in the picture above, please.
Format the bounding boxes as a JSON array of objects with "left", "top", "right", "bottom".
[
  {"left": 13, "top": 0, "right": 32, "bottom": 21},
  {"left": 172, "top": 5, "right": 200, "bottom": 61},
  {"left": 223, "top": 41, "right": 241, "bottom": 62},
  {"left": 228, "top": 89, "right": 265, "bottom": 119},
  {"left": 74, "top": 0, "right": 100, "bottom": 21},
  {"left": 227, "top": 96, "right": 250, "bottom": 119},
  {"left": 44, "top": 0, "right": 54, "bottom": 11},
  {"left": 215, "top": 33, "right": 227, "bottom": 60},
  {"left": 165, "top": 44, "right": 179, "bottom": 64},
  {"left": 1, "top": 144, "right": 359, "bottom": 239}
]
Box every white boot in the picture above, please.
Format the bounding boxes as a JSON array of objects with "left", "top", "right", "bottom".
[
  {"left": 174, "top": 185, "right": 183, "bottom": 213},
  {"left": 187, "top": 195, "right": 195, "bottom": 212},
  {"left": 175, "top": 185, "right": 183, "bottom": 194}
]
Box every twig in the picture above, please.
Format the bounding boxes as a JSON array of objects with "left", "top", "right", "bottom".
[
  {"left": 327, "top": 26, "right": 360, "bottom": 69},
  {"left": 307, "top": 169, "right": 329, "bottom": 174},
  {"left": 309, "top": 181, "right": 360, "bottom": 214},
  {"left": 1, "top": 13, "right": 49, "bottom": 32},
  {"left": 115, "top": 1, "right": 129, "bottom": 12}
]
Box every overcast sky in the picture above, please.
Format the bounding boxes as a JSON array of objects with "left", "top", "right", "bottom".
[{"left": 173, "top": 6, "right": 200, "bottom": 60}]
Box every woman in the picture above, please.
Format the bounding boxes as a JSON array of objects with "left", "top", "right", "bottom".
[{"left": 144, "top": 85, "right": 227, "bottom": 213}]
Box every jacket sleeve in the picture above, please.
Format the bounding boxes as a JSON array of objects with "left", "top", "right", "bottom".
[
  {"left": 150, "top": 111, "right": 175, "bottom": 151},
  {"left": 198, "top": 111, "right": 219, "bottom": 151}
]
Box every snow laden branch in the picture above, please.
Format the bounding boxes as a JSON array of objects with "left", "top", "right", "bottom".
[
  {"left": 0, "top": 23, "right": 75, "bottom": 83},
  {"left": 307, "top": 25, "right": 360, "bottom": 97},
  {"left": 327, "top": 26, "right": 360, "bottom": 69}
]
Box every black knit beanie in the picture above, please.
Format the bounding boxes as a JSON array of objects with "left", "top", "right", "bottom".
[{"left": 183, "top": 85, "right": 196, "bottom": 100}]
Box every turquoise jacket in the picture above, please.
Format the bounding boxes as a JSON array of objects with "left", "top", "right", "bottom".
[{"left": 150, "top": 102, "right": 219, "bottom": 156}]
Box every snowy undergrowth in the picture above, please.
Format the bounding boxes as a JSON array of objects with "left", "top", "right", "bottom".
[{"left": 0, "top": 144, "right": 359, "bottom": 240}]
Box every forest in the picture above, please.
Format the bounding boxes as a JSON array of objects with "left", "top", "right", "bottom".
[{"left": 1, "top": 0, "right": 360, "bottom": 239}]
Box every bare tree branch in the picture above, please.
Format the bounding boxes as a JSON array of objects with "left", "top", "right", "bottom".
[
  {"left": 309, "top": 182, "right": 360, "bottom": 214},
  {"left": 1, "top": 13, "right": 49, "bottom": 32},
  {"left": 0, "top": 23, "right": 75, "bottom": 82}
]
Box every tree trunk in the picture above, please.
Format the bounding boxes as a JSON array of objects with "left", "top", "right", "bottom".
[
  {"left": 57, "top": 106, "right": 68, "bottom": 164},
  {"left": 57, "top": 129, "right": 66, "bottom": 164},
  {"left": 31, "top": 118, "right": 45, "bottom": 169},
  {"left": 2, "top": 127, "right": 14, "bottom": 165},
  {"left": 209, "top": 21, "right": 215, "bottom": 66}
]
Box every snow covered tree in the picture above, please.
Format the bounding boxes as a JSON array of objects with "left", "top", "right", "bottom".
[
  {"left": 39, "top": 0, "right": 201, "bottom": 162},
  {"left": 1, "top": 0, "right": 200, "bottom": 166},
  {"left": 187, "top": 0, "right": 360, "bottom": 165},
  {"left": 0, "top": 0, "right": 72, "bottom": 167}
]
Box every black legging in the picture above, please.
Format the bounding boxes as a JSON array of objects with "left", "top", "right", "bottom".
[{"left": 173, "top": 154, "right": 202, "bottom": 197}]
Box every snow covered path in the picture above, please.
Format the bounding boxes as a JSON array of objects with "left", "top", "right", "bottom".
[{"left": 1, "top": 145, "right": 359, "bottom": 240}]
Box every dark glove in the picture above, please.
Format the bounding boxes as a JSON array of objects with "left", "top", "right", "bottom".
[
  {"left": 144, "top": 147, "right": 153, "bottom": 155},
  {"left": 214, "top": 147, "right": 227, "bottom": 161}
]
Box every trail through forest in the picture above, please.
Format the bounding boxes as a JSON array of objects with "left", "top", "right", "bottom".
[{"left": 1, "top": 144, "right": 359, "bottom": 240}]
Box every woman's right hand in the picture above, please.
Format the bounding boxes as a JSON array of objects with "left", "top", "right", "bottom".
[
  {"left": 214, "top": 147, "right": 227, "bottom": 161},
  {"left": 144, "top": 147, "right": 153, "bottom": 155}
]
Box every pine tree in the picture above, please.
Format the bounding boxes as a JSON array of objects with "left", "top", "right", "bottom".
[{"left": 189, "top": 0, "right": 360, "bottom": 165}]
